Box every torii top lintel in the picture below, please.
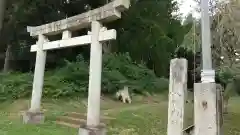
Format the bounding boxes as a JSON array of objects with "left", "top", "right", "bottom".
[{"left": 27, "top": 0, "right": 130, "bottom": 37}]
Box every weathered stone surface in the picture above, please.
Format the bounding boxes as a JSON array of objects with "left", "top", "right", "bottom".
[
  {"left": 30, "top": 29, "right": 116, "bottom": 52},
  {"left": 78, "top": 124, "right": 106, "bottom": 135},
  {"left": 86, "top": 21, "right": 102, "bottom": 127},
  {"left": 29, "top": 34, "right": 48, "bottom": 113},
  {"left": 167, "top": 58, "right": 188, "bottom": 135},
  {"left": 27, "top": 0, "right": 130, "bottom": 36},
  {"left": 22, "top": 111, "right": 44, "bottom": 124},
  {"left": 194, "top": 83, "right": 217, "bottom": 135}
]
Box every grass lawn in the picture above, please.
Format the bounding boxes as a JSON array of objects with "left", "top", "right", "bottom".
[{"left": 0, "top": 95, "right": 239, "bottom": 135}]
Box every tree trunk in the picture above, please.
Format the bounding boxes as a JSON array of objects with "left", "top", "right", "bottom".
[
  {"left": 0, "top": 0, "right": 6, "bottom": 34},
  {"left": 103, "top": 42, "right": 111, "bottom": 54},
  {"left": 102, "top": 0, "right": 111, "bottom": 54},
  {"left": 3, "top": 44, "right": 12, "bottom": 72}
]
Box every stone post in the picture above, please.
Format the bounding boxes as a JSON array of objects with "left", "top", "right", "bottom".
[
  {"left": 200, "top": 0, "right": 215, "bottom": 83},
  {"left": 195, "top": 0, "right": 218, "bottom": 135},
  {"left": 216, "top": 84, "right": 223, "bottom": 135},
  {"left": 167, "top": 58, "right": 187, "bottom": 135},
  {"left": 23, "top": 34, "right": 48, "bottom": 124},
  {"left": 194, "top": 83, "right": 217, "bottom": 135},
  {"left": 79, "top": 21, "right": 106, "bottom": 135}
]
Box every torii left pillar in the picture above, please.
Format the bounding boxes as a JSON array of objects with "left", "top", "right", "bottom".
[{"left": 22, "top": 34, "right": 48, "bottom": 124}]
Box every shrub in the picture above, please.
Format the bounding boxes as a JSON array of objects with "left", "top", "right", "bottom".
[
  {"left": 0, "top": 72, "right": 33, "bottom": 101},
  {"left": 217, "top": 66, "right": 240, "bottom": 95},
  {"left": 0, "top": 53, "right": 169, "bottom": 101}
]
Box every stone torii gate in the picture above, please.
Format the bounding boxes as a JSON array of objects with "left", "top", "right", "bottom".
[{"left": 22, "top": 0, "right": 130, "bottom": 134}]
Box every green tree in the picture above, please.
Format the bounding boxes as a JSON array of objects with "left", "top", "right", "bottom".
[{"left": 114, "top": 0, "right": 189, "bottom": 77}]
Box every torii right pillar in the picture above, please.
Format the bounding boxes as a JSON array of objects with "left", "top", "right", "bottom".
[{"left": 194, "top": 0, "right": 220, "bottom": 135}]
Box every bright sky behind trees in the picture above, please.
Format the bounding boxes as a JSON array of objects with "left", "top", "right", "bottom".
[{"left": 177, "top": 0, "right": 200, "bottom": 18}]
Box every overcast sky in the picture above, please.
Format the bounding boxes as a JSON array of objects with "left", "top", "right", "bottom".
[{"left": 177, "top": 0, "right": 200, "bottom": 18}]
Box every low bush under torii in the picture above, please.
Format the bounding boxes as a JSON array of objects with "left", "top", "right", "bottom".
[{"left": 0, "top": 53, "right": 168, "bottom": 101}]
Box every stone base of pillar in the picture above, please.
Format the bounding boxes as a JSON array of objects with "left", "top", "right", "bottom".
[
  {"left": 78, "top": 124, "right": 106, "bottom": 135},
  {"left": 22, "top": 111, "right": 44, "bottom": 124}
]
